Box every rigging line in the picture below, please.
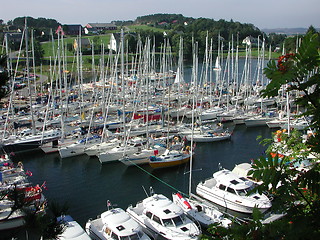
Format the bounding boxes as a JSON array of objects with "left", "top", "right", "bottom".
[{"left": 123, "top": 157, "right": 188, "bottom": 196}]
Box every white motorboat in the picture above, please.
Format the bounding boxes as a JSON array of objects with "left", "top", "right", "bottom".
[
  {"left": 126, "top": 192, "right": 201, "bottom": 240},
  {"left": 196, "top": 169, "right": 272, "bottom": 214},
  {"left": 232, "top": 163, "right": 261, "bottom": 184},
  {"left": 57, "top": 215, "right": 91, "bottom": 240},
  {"left": 185, "top": 131, "right": 231, "bottom": 143},
  {"left": 86, "top": 207, "right": 150, "bottom": 240},
  {"left": 172, "top": 192, "right": 232, "bottom": 228}
]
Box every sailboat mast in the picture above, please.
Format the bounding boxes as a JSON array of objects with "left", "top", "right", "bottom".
[{"left": 25, "top": 18, "right": 36, "bottom": 135}]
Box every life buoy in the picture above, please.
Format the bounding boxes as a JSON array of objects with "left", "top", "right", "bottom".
[{"left": 176, "top": 193, "right": 192, "bottom": 209}]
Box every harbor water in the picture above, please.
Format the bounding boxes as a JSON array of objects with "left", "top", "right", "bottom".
[{"left": 4, "top": 124, "right": 273, "bottom": 239}]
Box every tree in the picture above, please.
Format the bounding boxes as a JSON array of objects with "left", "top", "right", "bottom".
[
  {"left": 263, "top": 31, "right": 320, "bottom": 152},
  {"left": 205, "top": 31, "right": 320, "bottom": 240},
  {"left": 0, "top": 55, "right": 10, "bottom": 100}
]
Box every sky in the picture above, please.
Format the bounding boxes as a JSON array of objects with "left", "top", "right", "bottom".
[{"left": 1, "top": 0, "right": 319, "bottom": 29}]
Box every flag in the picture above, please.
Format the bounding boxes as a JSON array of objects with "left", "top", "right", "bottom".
[
  {"left": 26, "top": 170, "right": 33, "bottom": 176},
  {"left": 55, "top": 25, "right": 65, "bottom": 36},
  {"left": 73, "top": 39, "right": 78, "bottom": 51},
  {"left": 154, "top": 149, "right": 159, "bottom": 156},
  {"left": 81, "top": 111, "right": 85, "bottom": 120},
  {"left": 41, "top": 181, "right": 48, "bottom": 190}
]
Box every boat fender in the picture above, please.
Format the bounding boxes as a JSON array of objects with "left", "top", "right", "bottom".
[{"left": 176, "top": 193, "right": 192, "bottom": 209}]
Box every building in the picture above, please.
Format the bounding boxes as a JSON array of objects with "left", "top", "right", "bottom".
[
  {"left": 73, "top": 38, "right": 91, "bottom": 52},
  {"left": 242, "top": 36, "right": 262, "bottom": 47},
  {"left": 4, "top": 32, "right": 23, "bottom": 44},
  {"left": 85, "top": 23, "right": 117, "bottom": 34},
  {"left": 108, "top": 33, "right": 121, "bottom": 52},
  {"left": 57, "top": 25, "right": 84, "bottom": 36}
]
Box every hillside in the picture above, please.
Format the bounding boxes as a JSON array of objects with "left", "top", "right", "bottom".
[{"left": 261, "top": 28, "right": 318, "bottom": 35}]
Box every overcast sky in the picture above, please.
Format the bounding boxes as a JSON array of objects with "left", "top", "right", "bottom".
[{"left": 1, "top": 0, "right": 319, "bottom": 29}]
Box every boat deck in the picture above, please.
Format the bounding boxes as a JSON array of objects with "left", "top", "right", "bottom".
[
  {"left": 90, "top": 217, "right": 104, "bottom": 232},
  {"left": 203, "top": 178, "right": 217, "bottom": 188}
]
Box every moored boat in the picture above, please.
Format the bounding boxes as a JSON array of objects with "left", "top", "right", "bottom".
[
  {"left": 196, "top": 169, "right": 272, "bottom": 214},
  {"left": 149, "top": 146, "right": 192, "bottom": 169},
  {"left": 126, "top": 192, "right": 201, "bottom": 240},
  {"left": 57, "top": 215, "right": 91, "bottom": 240},
  {"left": 86, "top": 207, "right": 150, "bottom": 240},
  {"left": 172, "top": 192, "right": 232, "bottom": 228}
]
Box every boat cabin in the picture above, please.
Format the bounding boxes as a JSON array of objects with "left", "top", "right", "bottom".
[
  {"left": 143, "top": 194, "right": 188, "bottom": 228},
  {"left": 101, "top": 208, "right": 144, "bottom": 239},
  {"left": 214, "top": 169, "right": 256, "bottom": 197}
]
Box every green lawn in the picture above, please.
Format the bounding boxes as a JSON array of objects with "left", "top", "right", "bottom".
[{"left": 41, "top": 34, "right": 112, "bottom": 58}]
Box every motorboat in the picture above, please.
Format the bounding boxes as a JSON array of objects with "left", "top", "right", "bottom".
[
  {"left": 172, "top": 192, "right": 232, "bottom": 228},
  {"left": 57, "top": 215, "right": 91, "bottom": 240},
  {"left": 126, "top": 192, "right": 201, "bottom": 240},
  {"left": 196, "top": 169, "right": 272, "bottom": 214},
  {"left": 86, "top": 207, "right": 150, "bottom": 240},
  {"left": 185, "top": 130, "right": 231, "bottom": 143}
]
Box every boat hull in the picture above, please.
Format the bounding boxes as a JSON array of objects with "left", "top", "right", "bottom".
[{"left": 149, "top": 155, "right": 190, "bottom": 169}]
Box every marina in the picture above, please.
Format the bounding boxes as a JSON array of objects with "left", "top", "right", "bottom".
[
  {"left": 0, "top": 30, "right": 304, "bottom": 238},
  {"left": 1, "top": 123, "right": 272, "bottom": 239}
]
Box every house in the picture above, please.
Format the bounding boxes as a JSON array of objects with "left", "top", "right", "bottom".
[
  {"left": 85, "top": 23, "right": 117, "bottom": 34},
  {"left": 108, "top": 33, "right": 121, "bottom": 52},
  {"left": 4, "top": 32, "right": 23, "bottom": 44},
  {"left": 158, "top": 21, "right": 168, "bottom": 26},
  {"left": 242, "top": 36, "right": 262, "bottom": 47},
  {"left": 57, "top": 25, "right": 84, "bottom": 36},
  {"left": 73, "top": 38, "right": 91, "bottom": 51}
]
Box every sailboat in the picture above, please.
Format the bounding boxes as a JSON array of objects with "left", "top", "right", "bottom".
[
  {"left": 173, "top": 40, "right": 231, "bottom": 227},
  {"left": 148, "top": 145, "right": 193, "bottom": 169}
]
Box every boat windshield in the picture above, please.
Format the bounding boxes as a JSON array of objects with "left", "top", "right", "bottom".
[
  {"left": 237, "top": 189, "right": 248, "bottom": 196},
  {"left": 119, "top": 231, "right": 144, "bottom": 240},
  {"left": 162, "top": 214, "right": 187, "bottom": 227},
  {"left": 237, "top": 185, "right": 255, "bottom": 196}
]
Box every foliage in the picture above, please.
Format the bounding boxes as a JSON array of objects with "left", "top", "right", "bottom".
[
  {"left": 204, "top": 29, "right": 320, "bottom": 240},
  {"left": 263, "top": 31, "right": 320, "bottom": 152},
  {"left": 39, "top": 201, "right": 70, "bottom": 239},
  {"left": 254, "top": 129, "right": 320, "bottom": 209},
  {"left": 266, "top": 32, "right": 287, "bottom": 48},
  {"left": 135, "top": 13, "right": 192, "bottom": 26},
  {"left": 127, "top": 17, "right": 265, "bottom": 61},
  {"left": 0, "top": 54, "right": 10, "bottom": 100},
  {"left": 10, "top": 16, "right": 60, "bottom": 29},
  {"left": 205, "top": 208, "right": 296, "bottom": 240}
]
